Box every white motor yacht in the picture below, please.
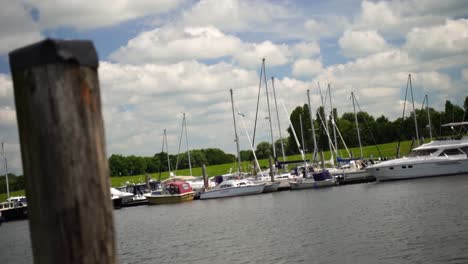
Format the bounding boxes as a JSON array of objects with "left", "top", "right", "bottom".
[
  {"left": 199, "top": 179, "right": 264, "bottom": 200},
  {"left": 366, "top": 136, "right": 468, "bottom": 181}
]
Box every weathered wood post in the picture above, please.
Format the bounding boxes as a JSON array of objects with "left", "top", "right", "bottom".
[
  {"left": 9, "top": 39, "right": 116, "bottom": 264},
  {"left": 202, "top": 164, "right": 208, "bottom": 188}
]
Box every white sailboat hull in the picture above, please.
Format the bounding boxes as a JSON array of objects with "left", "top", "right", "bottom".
[
  {"left": 290, "top": 179, "right": 336, "bottom": 190},
  {"left": 200, "top": 185, "right": 264, "bottom": 200}
]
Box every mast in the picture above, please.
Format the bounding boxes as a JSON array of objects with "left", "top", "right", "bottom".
[
  {"left": 281, "top": 101, "right": 306, "bottom": 163},
  {"left": 351, "top": 92, "right": 363, "bottom": 158},
  {"left": 272, "top": 77, "right": 286, "bottom": 162},
  {"left": 318, "top": 82, "right": 333, "bottom": 160},
  {"left": 299, "top": 114, "right": 305, "bottom": 155},
  {"left": 158, "top": 136, "right": 165, "bottom": 181},
  {"left": 164, "top": 129, "right": 171, "bottom": 175},
  {"left": 236, "top": 104, "right": 265, "bottom": 179},
  {"left": 1, "top": 142, "right": 9, "bottom": 199},
  {"left": 409, "top": 74, "right": 420, "bottom": 146},
  {"left": 263, "top": 62, "right": 276, "bottom": 159},
  {"left": 307, "top": 89, "right": 318, "bottom": 163},
  {"left": 175, "top": 114, "right": 185, "bottom": 175},
  {"left": 328, "top": 83, "right": 338, "bottom": 158},
  {"left": 252, "top": 58, "right": 265, "bottom": 148},
  {"left": 425, "top": 94, "right": 433, "bottom": 141},
  {"left": 230, "top": 89, "right": 242, "bottom": 175},
  {"left": 184, "top": 113, "right": 193, "bottom": 176}
]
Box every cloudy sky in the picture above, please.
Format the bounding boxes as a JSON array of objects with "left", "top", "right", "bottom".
[{"left": 0, "top": 0, "right": 467, "bottom": 174}]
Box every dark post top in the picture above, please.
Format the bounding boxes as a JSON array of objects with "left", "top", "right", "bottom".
[{"left": 9, "top": 38, "right": 98, "bottom": 71}]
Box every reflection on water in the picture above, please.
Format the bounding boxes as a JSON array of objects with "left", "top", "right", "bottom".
[{"left": 1, "top": 175, "right": 468, "bottom": 264}]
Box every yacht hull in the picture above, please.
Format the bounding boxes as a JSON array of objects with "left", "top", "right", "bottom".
[
  {"left": 330, "top": 169, "right": 375, "bottom": 184},
  {"left": 145, "top": 192, "right": 195, "bottom": 205},
  {"left": 200, "top": 185, "right": 264, "bottom": 200},
  {"left": 367, "top": 158, "right": 468, "bottom": 181},
  {"left": 0, "top": 206, "right": 28, "bottom": 221},
  {"left": 262, "top": 182, "right": 280, "bottom": 193},
  {"left": 290, "top": 179, "right": 336, "bottom": 190}
]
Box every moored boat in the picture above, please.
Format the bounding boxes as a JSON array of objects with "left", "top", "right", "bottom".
[
  {"left": 366, "top": 133, "right": 468, "bottom": 181},
  {"left": 261, "top": 181, "right": 280, "bottom": 193},
  {"left": 145, "top": 181, "right": 195, "bottom": 205},
  {"left": 200, "top": 179, "right": 264, "bottom": 200},
  {"left": 289, "top": 170, "right": 336, "bottom": 190},
  {"left": 330, "top": 159, "right": 375, "bottom": 184},
  {"left": 0, "top": 196, "right": 28, "bottom": 221}
]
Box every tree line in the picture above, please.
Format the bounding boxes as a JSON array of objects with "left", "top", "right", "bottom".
[
  {"left": 283, "top": 97, "right": 468, "bottom": 155},
  {"left": 109, "top": 148, "right": 235, "bottom": 177},
  {"left": 0, "top": 174, "right": 25, "bottom": 194},
  {"left": 238, "top": 97, "right": 467, "bottom": 161}
]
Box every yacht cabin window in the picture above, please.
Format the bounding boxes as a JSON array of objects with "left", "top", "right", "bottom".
[
  {"left": 408, "top": 148, "right": 438, "bottom": 157},
  {"left": 439, "top": 148, "right": 464, "bottom": 156},
  {"left": 460, "top": 146, "right": 468, "bottom": 154}
]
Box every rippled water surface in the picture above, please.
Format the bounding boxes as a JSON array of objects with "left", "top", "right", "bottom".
[{"left": 2, "top": 175, "right": 468, "bottom": 263}]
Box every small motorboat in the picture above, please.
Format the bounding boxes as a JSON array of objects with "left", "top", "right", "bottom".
[
  {"left": 144, "top": 181, "right": 195, "bottom": 205},
  {"left": 0, "top": 196, "right": 28, "bottom": 221}
]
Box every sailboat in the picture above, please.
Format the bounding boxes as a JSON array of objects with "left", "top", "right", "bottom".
[
  {"left": 285, "top": 89, "right": 336, "bottom": 190},
  {"left": 0, "top": 143, "right": 28, "bottom": 221},
  {"left": 145, "top": 129, "right": 195, "bottom": 204},
  {"left": 199, "top": 89, "right": 265, "bottom": 199},
  {"left": 328, "top": 91, "right": 374, "bottom": 184},
  {"left": 251, "top": 60, "right": 293, "bottom": 190},
  {"left": 172, "top": 113, "right": 206, "bottom": 198}
]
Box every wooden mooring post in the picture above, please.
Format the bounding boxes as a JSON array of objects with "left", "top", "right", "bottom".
[
  {"left": 202, "top": 164, "right": 208, "bottom": 188},
  {"left": 9, "top": 39, "right": 116, "bottom": 263}
]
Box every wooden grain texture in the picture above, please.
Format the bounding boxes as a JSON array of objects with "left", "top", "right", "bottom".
[{"left": 11, "top": 63, "right": 116, "bottom": 263}]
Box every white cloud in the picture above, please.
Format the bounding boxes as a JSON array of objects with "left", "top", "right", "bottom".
[
  {"left": 110, "top": 26, "right": 243, "bottom": 64},
  {"left": 99, "top": 60, "right": 266, "bottom": 156},
  {"left": 26, "top": 0, "right": 184, "bottom": 30},
  {"left": 292, "top": 42, "right": 320, "bottom": 58},
  {"left": 353, "top": 0, "right": 468, "bottom": 38},
  {"left": 111, "top": 25, "right": 298, "bottom": 68},
  {"left": 0, "top": 1, "right": 42, "bottom": 54},
  {"left": 234, "top": 41, "right": 291, "bottom": 68},
  {"left": 405, "top": 19, "right": 468, "bottom": 60},
  {"left": 0, "top": 73, "right": 21, "bottom": 174},
  {"left": 292, "top": 59, "right": 323, "bottom": 78},
  {"left": 0, "top": 107, "right": 16, "bottom": 126},
  {"left": 0, "top": 74, "right": 13, "bottom": 100},
  {"left": 180, "top": 0, "right": 293, "bottom": 32},
  {"left": 327, "top": 49, "right": 414, "bottom": 76},
  {"left": 304, "top": 16, "right": 350, "bottom": 39},
  {"left": 339, "top": 30, "right": 391, "bottom": 58},
  {"left": 462, "top": 68, "right": 468, "bottom": 82}
]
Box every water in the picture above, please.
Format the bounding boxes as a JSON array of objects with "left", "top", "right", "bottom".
[{"left": 1, "top": 175, "right": 468, "bottom": 264}]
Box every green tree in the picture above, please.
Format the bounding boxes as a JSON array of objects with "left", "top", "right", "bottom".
[
  {"left": 240, "top": 150, "right": 253, "bottom": 161},
  {"left": 255, "top": 141, "right": 272, "bottom": 159}
]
